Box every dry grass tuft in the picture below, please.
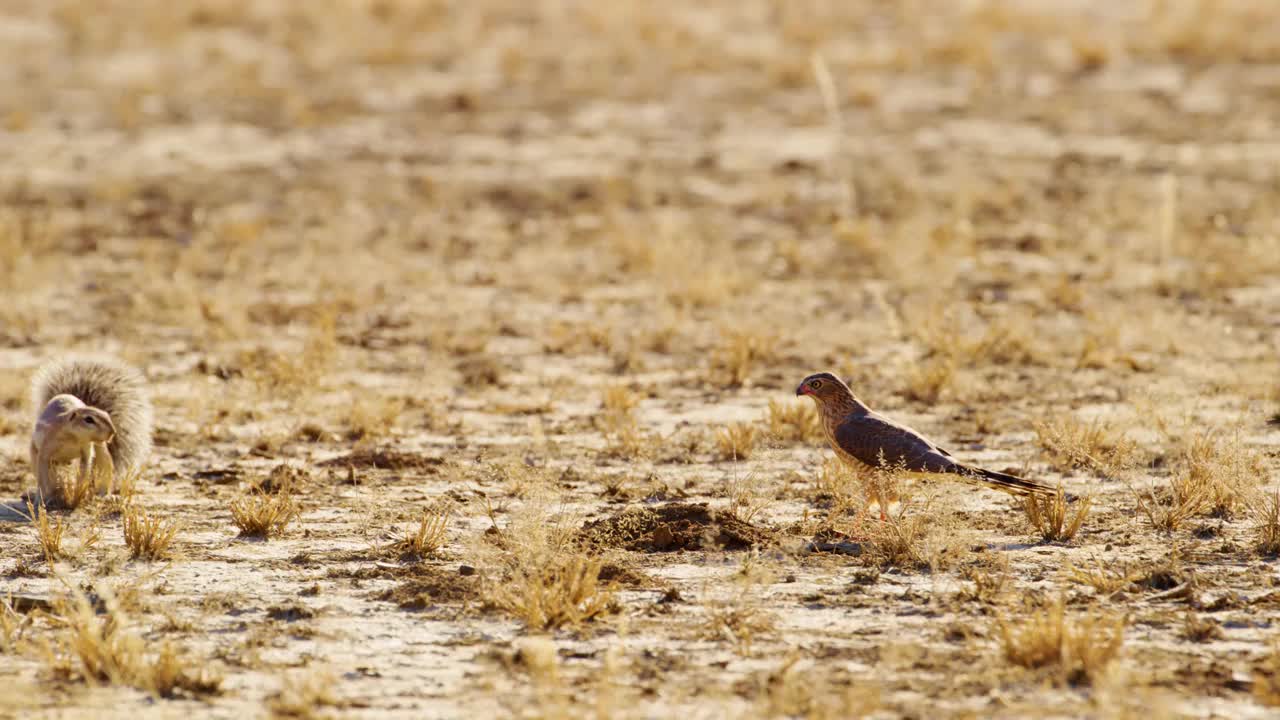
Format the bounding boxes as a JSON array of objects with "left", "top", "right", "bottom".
[
  {"left": 958, "top": 557, "right": 1012, "bottom": 605},
  {"left": 231, "top": 490, "right": 300, "bottom": 539},
  {"left": 46, "top": 586, "right": 221, "bottom": 697},
  {"left": 699, "top": 553, "right": 778, "bottom": 656},
  {"left": 765, "top": 399, "right": 820, "bottom": 442},
  {"left": 863, "top": 512, "right": 932, "bottom": 570},
  {"left": 996, "top": 598, "right": 1125, "bottom": 686},
  {"left": 489, "top": 555, "right": 619, "bottom": 631},
  {"left": 1181, "top": 612, "right": 1224, "bottom": 643},
  {"left": 113, "top": 466, "right": 144, "bottom": 504},
  {"left": 1180, "top": 430, "right": 1264, "bottom": 518},
  {"left": 266, "top": 669, "right": 343, "bottom": 719},
  {"left": 725, "top": 474, "right": 772, "bottom": 524},
  {"left": 755, "top": 652, "right": 880, "bottom": 719},
  {"left": 858, "top": 489, "right": 966, "bottom": 573},
  {"left": 901, "top": 355, "right": 958, "bottom": 404},
  {"left": 393, "top": 511, "right": 449, "bottom": 560},
  {"left": 482, "top": 503, "right": 619, "bottom": 631},
  {"left": 597, "top": 384, "right": 649, "bottom": 459},
  {"left": 36, "top": 461, "right": 101, "bottom": 511},
  {"left": 1034, "top": 416, "right": 1138, "bottom": 478},
  {"left": 0, "top": 598, "right": 29, "bottom": 654},
  {"left": 27, "top": 500, "right": 67, "bottom": 563},
  {"left": 1251, "top": 490, "right": 1280, "bottom": 556},
  {"left": 601, "top": 384, "right": 639, "bottom": 415},
  {"left": 1256, "top": 640, "right": 1280, "bottom": 707},
  {"left": 122, "top": 506, "right": 179, "bottom": 561},
  {"left": 700, "top": 600, "right": 776, "bottom": 657},
  {"left": 1135, "top": 475, "right": 1211, "bottom": 533},
  {"left": 707, "top": 330, "right": 776, "bottom": 388},
  {"left": 714, "top": 422, "right": 759, "bottom": 461},
  {"left": 1065, "top": 558, "right": 1142, "bottom": 597},
  {"left": 812, "top": 457, "right": 865, "bottom": 506},
  {"left": 344, "top": 395, "right": 404, "bottom": 442},
  {"left": 1024, "top": 490, "right": 1091, "bottom": 542}
]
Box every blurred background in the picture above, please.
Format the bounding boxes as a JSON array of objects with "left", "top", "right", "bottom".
[{"left": 1, "top": 0, "right": 1278, "bottom": 406}]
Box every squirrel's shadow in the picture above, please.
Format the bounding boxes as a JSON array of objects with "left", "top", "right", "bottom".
[
  {"left": 0, "top": 497, "right": 44, "bottom": 517},
  {"left": 0, "top": 498, "right": 39, "bottom": 522}
]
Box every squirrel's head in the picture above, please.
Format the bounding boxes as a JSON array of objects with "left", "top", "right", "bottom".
[{"left": 67, "top": 407, "right": 115, "bottom": 444}]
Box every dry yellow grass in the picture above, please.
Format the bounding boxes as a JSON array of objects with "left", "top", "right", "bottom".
[
  {"left": 1136, "top": 473, "right": 1213, "bottom": 533},
  {"left": 489, "top": 555, "right": 619, "bottom": 631},
  {"left": 1065, "top": 559, "right": 1142, "bottom": 597},
  {"left": 997, "top": 599, "right": 1126, "bottom": 687},
  {"left": 725, "top": 473, "right": 772, "bottom": 524},
  {"left": 3, "top": 0, "right": 1280, "bottom": 716},
  {"left": 45, "top": 587, "right": 220, "bottom": 698},
  {"left": 1024, "top": 490, "right": 1091, "bottom": 543},
  {"left": 393, "top": 511, "right": 449, "bottom": 560},
  {"left": 230, "top": 491, "right": 300, "bottom": 539},
  {"left": 597, "top": 384, "right": 649, "bottom": 459},
  {"left": 765, "top": 399, "right": 820, "bottom": 443},
  {"left": 27, "top": 500, "right": 67, "bottom": 563},
  {"left": 714, "top": 422, "right": 759, "bottom": 461},
  {"left": 900, "top": 355, "right": 959, "bottom": 404},
  {"left": 0, "top": 598, "right": 27, "bottom": 655},
  {"left": 122, "top": 505, "right": 179, "bottom": 561},
  {"left": 754, "top": 653, "right": 880, "bottom": 719},
  {"left": 1252, "top": 490, "right": 1280, "bottom": 556},
  {"left": 1034, "top": 417, "right": 1139, "bottom": 478},
  {"left": 708, "top": 329, "right": 777, "bottom": 388},
  {"left": 266, "top": 669, "right": 343, "bottom": 719},
  {"left": 1180, "top": 430, "right": 1264, "bottom": 518},
  {"left": 1256, "top": 640, "right": 1280, "bottom": 707}
]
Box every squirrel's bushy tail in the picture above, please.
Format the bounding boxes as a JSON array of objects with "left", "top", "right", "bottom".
[{"left": 32, "top": 356, "right": 153, "bottom": 473}]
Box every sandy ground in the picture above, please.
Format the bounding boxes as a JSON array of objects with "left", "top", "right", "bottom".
[{"left": 2, "top": 1, "right": 1280, "bottom": 718}]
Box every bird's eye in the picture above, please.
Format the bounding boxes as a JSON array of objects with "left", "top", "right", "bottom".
[{"left": 809, "top": 379, "right": 822, "bottom": 389}]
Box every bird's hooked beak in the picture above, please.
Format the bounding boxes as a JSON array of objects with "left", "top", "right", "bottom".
[{"left": 795, "top": 382, "right": 812, "bottom": 397}]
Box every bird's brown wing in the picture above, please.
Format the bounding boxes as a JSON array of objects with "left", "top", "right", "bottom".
[
  {"left": 832, "top": 412, "right": 962, "bottom": 475},
  {"left": 833, "top": 412, "right": 1058, "bottom": 497}
]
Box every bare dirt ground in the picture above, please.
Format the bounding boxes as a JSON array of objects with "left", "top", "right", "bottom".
[{"left": 2, "top": 1, "right": 1280, "bottom": 718}]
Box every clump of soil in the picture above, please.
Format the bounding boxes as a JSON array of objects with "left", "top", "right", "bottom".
[
  {"left": 320, "top": 447, "right": 445, "bottom": 472},
  {"left": 267, "top": 604, "right": 316, "bottom": 622},
  {"left": 374, "top": 566, "right": 481, "bottom": 610},
  {"left": 577, "top": 503, "right": 775, "bottom": 552},
  {"left": 597, "top": 562, "right": 654, "bottom": 588},
  {"left": 253, "top": 463, "right": 311, "bottom": 493},
  {"left": 456, "top": 354, "right": 502, "bottom": 387}
]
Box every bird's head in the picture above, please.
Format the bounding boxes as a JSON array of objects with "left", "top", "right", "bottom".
[{"left": 795, "top": 372, "right": 848, "bottom": 405}]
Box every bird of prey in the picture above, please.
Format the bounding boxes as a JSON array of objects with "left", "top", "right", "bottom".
[{"left": 795, "top": 371, "right": 1058, "bottom": 498}]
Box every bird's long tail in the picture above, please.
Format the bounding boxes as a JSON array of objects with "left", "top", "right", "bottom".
[{"left": 961, "top": 465, "right": 1068, "bottom": 499}]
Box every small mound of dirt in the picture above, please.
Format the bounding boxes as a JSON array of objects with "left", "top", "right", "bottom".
[
  {"left": 266, "top": 604, "right": 316, "bottom": 622},
  {"left": 373, "top": 566, "right": 480, "bottom": 610},
  {"left": 319, "top": 448, "right": 445, "bottom": 472},
  {"left": 597, "top": 562, "right": 654, "bottom": 588},
  {"left": 577, "top": 503, "right": 775, "bottom": 552},
  {"left": 253, "top": 463, "right": 311, "bottom": 493},
  {"left": 456, "top": 354, "right": 502, "bottom": 387}
]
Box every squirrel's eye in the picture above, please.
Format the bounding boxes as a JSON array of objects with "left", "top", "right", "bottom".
[{"left": 83, "top": 416, "right": 96, "bottom": 425}]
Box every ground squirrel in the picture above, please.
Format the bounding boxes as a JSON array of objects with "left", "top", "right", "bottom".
[{"left": 29, "top": 356, "right": 153, "bottom": 507}]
